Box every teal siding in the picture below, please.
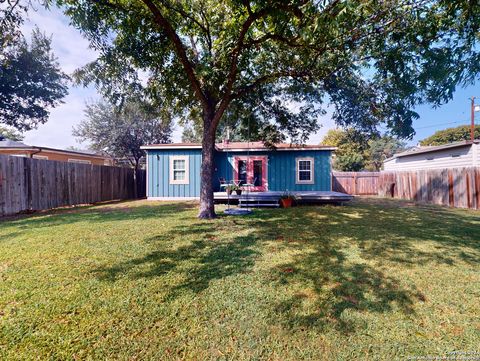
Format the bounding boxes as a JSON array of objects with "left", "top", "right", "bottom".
[
  {"left": 147, "top": 149, "right": 202, "bottom": 198},
  {"left": 214, "top": 150, "right": 332, "bottom": 192},
  {"left": 147, "top": 148, "right": 332, "bottom": 197}
]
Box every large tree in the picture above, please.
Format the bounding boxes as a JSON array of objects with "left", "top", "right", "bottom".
[
  {"left": 54, "top": 0, "right": 480, "bottom": 218},
  {"left": 322, "top": 128, "right": 371, "bottom": 171},
  {"left": 73, "top": 99, "right": 173, "bottom": 171},
  {"left": 1, "top": 2, "right": 68, "bottom": 131},
  {"left": 419, "top": 125, "right": 480, "bottom": 146},
  {"left": 323, "top": 128, "right": 405, "bottom": 171},
  {"left": 366, "top": 136, "right": 405, "bottom": 171}
]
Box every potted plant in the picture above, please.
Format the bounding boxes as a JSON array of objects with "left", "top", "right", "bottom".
[
  {"left": 235, "top": 186, "right": 243, "bottom": 196},
  {"left": 280, "top": 191, "right": 295, "bottom": 208},
  {"left": 225, "top": 185, "right": 234, "bottom": 196}
]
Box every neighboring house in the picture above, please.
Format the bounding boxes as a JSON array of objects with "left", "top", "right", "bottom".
[
  {"left": 383, "top": 140, "right": 479, "bottom": 171},
  {"left": 141, "top": 141, "right": 336, "bottom": 200},
  {"left": 0, "top": 140, "right": 114, "bottom": 166}
]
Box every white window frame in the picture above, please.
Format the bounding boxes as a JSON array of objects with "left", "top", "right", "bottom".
[
  {"left": 68, "top": 159, "right": 91, "bottom": 164},
  {"left": 296, "top": 157, "right": 314, "bottom": 184},
  {"left": 169, "top": 155, "right": 189, "bottom": 185},
  {"left": 32, "top": 155, "right": 48, "bottom": 160}
]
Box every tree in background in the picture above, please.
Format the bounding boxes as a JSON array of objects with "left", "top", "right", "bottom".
[
  {"left": 73, "top": 99, "right": 173, "bottom": 172},
  {"left": 366, "top": 136, "right": 406, "bottom": 171},
  {"left": 0, "top": 126, "right": 24, "bottom": 141},
  {"left": 54, "top": 0, "right": 480, "bottom": 218},
  {"left": 419, "top": 125, "right": 480, "bottom": 146},
  {"left": 322, "top": 128, "right": 371, "bottom": 171},
  {"left": 322, "top": 129, "right": 405, "bottom": 171},
  {"left": 1, "top": 1, "right": 68, "bottom": 131}
]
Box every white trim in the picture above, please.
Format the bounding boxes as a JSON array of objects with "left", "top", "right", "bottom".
[
  {"left": 32, "top": 155, "right": 48, "bottom": 160},
  {"left": 296, "top": 157, "right": 315, "bottom": 184},
  {"left": 169, "top": 155, "right": 189, "bottom": 185},
  {"left": 147, "top": 196, "right": 199, "bottom": 201},
  {"left": 146, "top": 152, "right": 149, "bottom": 197},
  {"left": 68, "top": 158, "right": 92, "bottom": 164}
]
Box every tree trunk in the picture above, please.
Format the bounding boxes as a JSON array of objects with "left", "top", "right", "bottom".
[
  {"left": 133, "top": 160, "right": 139, "bottom": 199},
  {"left": 198, "top": 113, "right": 217, "bottom": 219}
]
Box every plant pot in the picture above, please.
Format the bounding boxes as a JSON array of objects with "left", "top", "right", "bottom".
[
  {"left": 226, "top": 188, "right": 233, "bottom": 195},
  {"left": 235, "top": 189, "right": 242, "bottom": 195},
  {"left": 280, "top": 198, "right": 293, "bottom": 208}
]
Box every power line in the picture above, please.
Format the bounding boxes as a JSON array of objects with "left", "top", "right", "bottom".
[{"left": 415, "top": 120, "right": 470, "bottom": 130}]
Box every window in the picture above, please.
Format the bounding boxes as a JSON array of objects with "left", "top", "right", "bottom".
[
  {"left": 33, "top": 155, "right": 48, "bottom": 160},
  {"left": 169, "top": 155, "right": 189, "bottom": 184},
  {"left": 237, "top": 160, "right": 247, "bottom": 185},
  {"left": 68, "top": 159, "right": 91, "bottom": 164},
  {"left": 296, "top": 157, "right": 314, "bottom": 184}
]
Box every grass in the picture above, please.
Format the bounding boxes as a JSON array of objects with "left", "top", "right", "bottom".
[{"left": 0, "top": 198, "right": 479, "bottom": 360}]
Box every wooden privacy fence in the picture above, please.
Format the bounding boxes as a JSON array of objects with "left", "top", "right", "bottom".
[
  {"left": 332, "top": 171, "right": 380, "bottom": 195},
  {"left": 0, "top": 155, "right": 146, "bottom": 216},
  {"left": 378, "top": 168, "right": 480, "bottom": 209}
]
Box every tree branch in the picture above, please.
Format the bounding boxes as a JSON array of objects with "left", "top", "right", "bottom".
[
  {"left": 212, "top": 3, "right": 307, "bottom": 132},
  {"left": 159, "top": 0, "right": 213, "bottom": 51},
  {"left": 140, "top": 0, "right": 208, "bottom": 109}
]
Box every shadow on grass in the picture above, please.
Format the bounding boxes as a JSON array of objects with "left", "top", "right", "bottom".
[
  {"left": 92, "top": 229, "right": 259, "bottom": 299},
  {"left": 246, "top": 199, "right": 479, "bottom": 332},
  {"left": 84, "top": 198, "right": 480, "bottom": 334}
]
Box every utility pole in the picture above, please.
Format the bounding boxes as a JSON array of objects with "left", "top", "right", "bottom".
[{"left": 471, "top": 96, "right": 476, "bottom": 142}]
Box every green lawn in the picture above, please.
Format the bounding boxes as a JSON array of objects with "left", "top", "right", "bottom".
[{"left": 0, "top": 198, "right": 479, "bottom": 360}]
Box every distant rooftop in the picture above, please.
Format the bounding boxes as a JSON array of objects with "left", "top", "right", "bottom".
[
  {"left": 0, "top": 139, "right": 29, "bottom": 148},
  {"left": 386, "top": 139, "right": 479, "bottom": 161},
  {"left": 0, "top": 140, "right": 111, "bottom": 159}
]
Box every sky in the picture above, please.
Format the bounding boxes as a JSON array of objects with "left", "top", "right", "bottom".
[{"left": 20, "top": 6, "right": 480, "bottom": 150}]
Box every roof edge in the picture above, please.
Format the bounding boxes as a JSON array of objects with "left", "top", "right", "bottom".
[
  {"left": 141, "top": 143, "right": 336, "bottom": 151},
  {"left": 0, "top": 145, "right": 111, "bottom": 159},
  {"left": 386, "top": 139, "right": 479, "bottom": 161}
]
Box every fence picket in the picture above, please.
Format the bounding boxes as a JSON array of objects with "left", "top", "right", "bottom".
[{"left": 0, "top": 155, "right": 146, "bottom": 216}]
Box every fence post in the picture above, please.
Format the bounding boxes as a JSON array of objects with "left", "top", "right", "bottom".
[{"left": 448, "top": 170, "right": 454, "bottom": 207}]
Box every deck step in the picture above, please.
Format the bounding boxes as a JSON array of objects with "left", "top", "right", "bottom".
[
  {"left": 239, "top": 198, "right": 280, "bottom": 208},
  {"left": 239, "top": 203, "right": 280, "bottom": 208}
]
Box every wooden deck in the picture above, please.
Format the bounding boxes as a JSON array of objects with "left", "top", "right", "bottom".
[{"left": 214, "top": 191, "right": 353, "bottom": 207}]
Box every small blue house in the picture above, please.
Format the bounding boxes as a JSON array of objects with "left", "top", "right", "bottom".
[{"left": 141, "top": 141, "right": 335, "bottom": 200}]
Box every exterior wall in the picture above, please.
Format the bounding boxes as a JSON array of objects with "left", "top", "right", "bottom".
[
  {"left": 474, "top": 143, "right": 479, "bottom": 166},
  {"left": 147, "top": 149, "right": 202, "bottom": 198},
  {"left": 214, "top": 150, "right": 332, "bottom": 192},
  {"left": 0, "top": 149, "right": 112, "bottom": 165},
  {"left": 384, "top": 144, "right": 475, "bottom": 171}
]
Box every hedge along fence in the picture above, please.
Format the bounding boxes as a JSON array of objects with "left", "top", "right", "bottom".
[
  {"left": 0, "top": 154, "right": 146, "bottom": 216},
  {"left": 378, "top": 168, "right": 480, "bottom": 209}
]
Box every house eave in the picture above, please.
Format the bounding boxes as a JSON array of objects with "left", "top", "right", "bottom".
[
  {"left": 141, "top": 145, "right": 203, "bottom": 150},
  {"left": 386, "top": 140, "right": 479, "bottom": 161},
  {"left": 141, "top": 145, "right": 337, "bottom": 151},
  {"left": 0, "top": 147, "right": 110, "bottom": 160}
]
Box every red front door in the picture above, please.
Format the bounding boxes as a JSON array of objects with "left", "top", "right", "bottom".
[{"left": 233, "top": 156, "right": 268, "bottom": 191}]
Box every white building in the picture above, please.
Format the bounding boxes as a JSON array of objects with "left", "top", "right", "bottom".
[{"left": 383, "top": 140, "right": 479, "bottom": 171}]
